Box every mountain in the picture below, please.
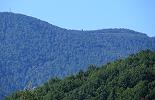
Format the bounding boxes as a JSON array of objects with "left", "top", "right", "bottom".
[
  {"left": 5, "top": 50, "right": 155, "bottom": 100},
  {"left": 0, "top": 12, "right": 155, "bottom": 99}
]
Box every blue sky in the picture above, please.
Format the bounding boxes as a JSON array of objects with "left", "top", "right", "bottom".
[{"left": 0, "top": 0, "right": 155, "bottom": 36}]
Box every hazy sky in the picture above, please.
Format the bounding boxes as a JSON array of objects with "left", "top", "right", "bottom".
[{"left": 0, "top": 0, "right": 155, "bottom": 36}]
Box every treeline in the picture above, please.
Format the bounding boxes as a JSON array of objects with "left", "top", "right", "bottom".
[
  {"left": 5, "top": 50, "right": 155, "bottom": 100},
  {"left": 1, "top": 12, "right": 155, "bottom": 99}
]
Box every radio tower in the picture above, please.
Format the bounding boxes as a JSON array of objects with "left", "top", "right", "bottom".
[{"left": 9, "top": 8, "right": 11, "bottom": 12}]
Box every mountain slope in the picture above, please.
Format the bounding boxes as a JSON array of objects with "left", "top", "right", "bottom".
[
  {"left": 0, "top": 12, "right": 155, "bottom": 99},
  {"left": 5, "top": 50, "right": 155, "bottom": 100}
]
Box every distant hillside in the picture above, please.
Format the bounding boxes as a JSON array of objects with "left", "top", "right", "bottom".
[
  {"left": 0, "top": 12, "right": 155, "bottom": 99},
  {"left": 5, "top": 50, "right": 155, "bottom": 100}
]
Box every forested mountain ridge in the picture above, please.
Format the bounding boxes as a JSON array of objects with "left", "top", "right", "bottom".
[
  {"left": 0, "top": 12, "right": 155, "bottom": 99},
  {"left": 5, "top": 50, "right": 155, "bottom": 100}
]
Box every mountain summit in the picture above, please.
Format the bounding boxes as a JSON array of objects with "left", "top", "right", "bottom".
[{"left": 0, "top": 12, "right": 155, "bottom": 99}]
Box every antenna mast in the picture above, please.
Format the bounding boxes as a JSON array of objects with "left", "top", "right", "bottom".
[{"left": 9, "top": 8, "right": 11, "bottom": 12}]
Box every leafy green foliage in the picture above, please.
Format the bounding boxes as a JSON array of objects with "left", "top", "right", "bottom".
[
  {"left": 5, "top": 50, "right": 155, "bottom": 100},
  {"left": 0, "top": 12, "right": 155, "bottom": 99}
]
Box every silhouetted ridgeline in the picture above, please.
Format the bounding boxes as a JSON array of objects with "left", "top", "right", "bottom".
[{"left": 0, "top": 12, "right": 155, "bottom": 99}]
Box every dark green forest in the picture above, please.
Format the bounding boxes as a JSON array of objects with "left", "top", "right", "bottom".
[
  {"left": 0, "top": 12, "right": 155, "bottom": 99},
  {"left": 5, "top": 50, "right": 155, "bottom": 100}
]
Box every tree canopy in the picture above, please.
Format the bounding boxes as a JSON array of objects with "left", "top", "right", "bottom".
[{"left": 5, "top": 50, "right": 155, "bottom": 100}]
